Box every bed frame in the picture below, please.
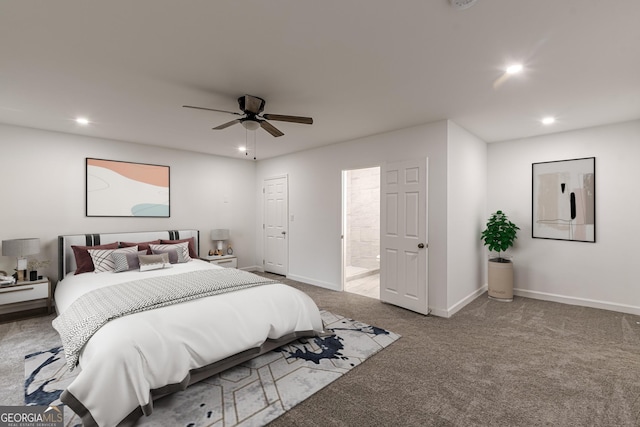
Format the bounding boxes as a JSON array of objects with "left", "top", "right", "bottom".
[{"left": 56, "top": 229, "right": 321, "bottom": 425}]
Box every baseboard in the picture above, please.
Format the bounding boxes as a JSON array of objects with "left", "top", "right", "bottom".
[
  {"left": 428, "top": 307, "right": 449, "bottom": 318},
  {"left": 286, "top": 274, "right": 339, "bottom": 291},
  {"left": 448, "top": 285, "right": 489, "bottom": 317},
  {"left": 514, "top": 288, "right": 640, "bottom": 316},
  {"left": 247, "top": 268, "right": 337, "bottom": 291},
  {"left": 429, "top": 285, "right": 488, "bottom": 318}
]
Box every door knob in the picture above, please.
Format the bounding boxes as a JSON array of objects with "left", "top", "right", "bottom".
[
  {"left": 282, "top": 231, "right": 287, "bottom": 235},
  {"left": 418, "top": 243, "right": 425, "bottom": 249}
]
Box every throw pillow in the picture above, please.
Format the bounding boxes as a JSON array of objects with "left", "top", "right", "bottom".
[
  {"left": 150, "top": 242, "right": 191, "bottom": 263},
  {"left": 139, "top": 253, "right": 171, "bottom": 272},
  {"left": 88, "top": 246, "right": 139, "bottom": 273},
  {"left": 160, "top": 237, "right": 198, "bottom": 259},
  {"left": 113, "top": 250, "right": 147, "bottom": 272},
  {"left": 71, "top": 242, "right": 119, "bottom": 275}
]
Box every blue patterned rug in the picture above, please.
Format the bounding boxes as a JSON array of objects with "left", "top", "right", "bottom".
[{"left": 25, "top": 311, "right": 400, "bottom": 427}]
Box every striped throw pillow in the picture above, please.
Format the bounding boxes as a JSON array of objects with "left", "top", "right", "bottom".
[
  {"left": 149, "top": 242, "right": 191, "bottom": 263},
  {"left": 88, "top": 246, "right": 139, "bottom": 273},
  {"left": 113, "top": 250, "right": 147, "bottom": 273}
]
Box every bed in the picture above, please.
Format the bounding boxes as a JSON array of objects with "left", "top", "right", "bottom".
[{"left": 53, "top": 229, "right": 325, "bottom": 427}]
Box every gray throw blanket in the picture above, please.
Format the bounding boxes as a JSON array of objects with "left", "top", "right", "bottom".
[{"left": 52, "top": 269, "right": 278, "bottom": 370}]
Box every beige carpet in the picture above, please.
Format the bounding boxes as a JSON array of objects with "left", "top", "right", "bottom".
[
  {"left": 2, "top": 273, "right": 640, "bottom": 426},
  {"left": 267, "top": 274, "right": 640, "bottom": 427}
]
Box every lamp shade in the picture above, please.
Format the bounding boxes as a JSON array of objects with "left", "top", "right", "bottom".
[
  {"left": 210, "top": 229, "right": 230, "bottom": 241},
  {"left": 2, "top": 238, "right": 40, "bottom": 257}
]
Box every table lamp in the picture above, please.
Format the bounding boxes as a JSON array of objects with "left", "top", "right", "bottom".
[
  {"left": 2, "top": 238, "right": 40, "bottom": 281},
  {"left": 210, "top": 229, "right": 229, "bottom": 256}
]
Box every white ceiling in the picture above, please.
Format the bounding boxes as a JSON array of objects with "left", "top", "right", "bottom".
[{"left": 1, "top": 1, "right": 639, "bottom": 160}]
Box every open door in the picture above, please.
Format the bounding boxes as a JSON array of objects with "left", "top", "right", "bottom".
[
  {"left": 264, "top": 175, "right": 288, "bottom": 275},
  {"left": 380, "top": 158, "right": 429, "bottom": 314}
]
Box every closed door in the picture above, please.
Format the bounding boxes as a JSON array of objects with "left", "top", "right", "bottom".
[
  {"left": 264, "top": 176, "right": 288, "bottom": 275},
  {"left": 380, "top": 158, "right": 429, "bottom": 314}
]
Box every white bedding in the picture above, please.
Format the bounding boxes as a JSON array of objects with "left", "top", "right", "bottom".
[
  {"left": 54, "top": 260, "right": 324, "bottom": 427},
  {"left": 56, "top": 259, "right": 224, "bottom": 313}
]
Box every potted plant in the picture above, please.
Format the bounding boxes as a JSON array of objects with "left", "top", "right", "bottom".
[{"left": 481, "top": 210, "right": 519, "bottom": 301}]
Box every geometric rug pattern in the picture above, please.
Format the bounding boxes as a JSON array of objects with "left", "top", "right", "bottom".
[{"left": 25, "top": 311, "right": 400, "bottom": 427}]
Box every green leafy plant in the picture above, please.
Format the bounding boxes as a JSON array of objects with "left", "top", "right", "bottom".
[{"left": 481, "top": 210, "right": 519, "bottom": 262}]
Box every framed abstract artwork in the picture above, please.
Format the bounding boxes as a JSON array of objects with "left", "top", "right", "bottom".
[
  {"left": 532, "top": 157, "right": 595, "bottom": 242},
  {"left": 86, "top": 158, "right": 170, "bottom": 217}
]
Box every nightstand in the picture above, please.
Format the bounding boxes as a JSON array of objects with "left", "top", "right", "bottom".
[
  {"left": 200, "top": 254, "right": 238, "bottom": 268},
  {"left": 0, "top": 277, "right": 52, "bottom": 323}
]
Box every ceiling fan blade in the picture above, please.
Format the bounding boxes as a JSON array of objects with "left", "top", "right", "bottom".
[
  {"left": 242, "top": 95, "right": 265, "bottom": 115},
  {"left": 262, "top": 114, "right": 313, "bottom": 125},
  {"left": 213, "top": 119, "right": 240, "bottom": 130},
  {"left": 260, "top": 120, "right": 284, "bottom": 137},
  {"left": 183, "top": 105, "right": 242, "bottom": 116}
]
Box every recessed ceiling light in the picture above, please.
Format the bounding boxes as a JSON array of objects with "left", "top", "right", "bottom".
[
  {"left": 238, "top": 146, "right": 246, "bottom": 152},
  {"left": 75, "top": 117, "right": 90, "bottom": 125},
  {"left": 493, "top": 63, "right": 524, "bottom": 89},
  {"left": 506, "top": 64, "right": 523, "bottom": 74},
  {"left": 541, "top": 117, "right": 555, "bottom": 125}
]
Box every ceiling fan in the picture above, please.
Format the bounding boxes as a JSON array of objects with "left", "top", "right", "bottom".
[{"left": 183, "top": 95, "right": 313, "bottom": 137}]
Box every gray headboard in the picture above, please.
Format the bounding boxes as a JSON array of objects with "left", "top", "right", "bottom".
[{"left": 58, "top": 229, "right": 199, "bottom": 281}]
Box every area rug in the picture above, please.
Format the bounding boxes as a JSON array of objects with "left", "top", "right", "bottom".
[{"left": 25, "top": 311, "right": 400, "bottom": 427}]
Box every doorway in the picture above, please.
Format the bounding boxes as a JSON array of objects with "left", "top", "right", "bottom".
[{"left": 342, "top": 166, "right": 380, "bottom": 299}]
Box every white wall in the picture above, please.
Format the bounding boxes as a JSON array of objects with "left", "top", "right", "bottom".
[
  {"left": 447, "top": 122, "right": 488, "bottom": 314},
  {"left": 0, "top": 123, "right": 257, "bottom": 280},
  {"left": 11, "top": 116, "right": 631, "bottom": 317},
  {"left": 5, "top": 117, "right": 637, "bottom": 317},
  {"left": 487, "top": 119, "right": 640, "bottom": 315},
  {"left": 256, "top": 120, "right": 467, "bottom": 314}
]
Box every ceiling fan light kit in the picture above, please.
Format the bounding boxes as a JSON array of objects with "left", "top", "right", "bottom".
[
  {"left": 183, "top": 94, "right": 313, "bottom": 137},
  {"left": 449, "top": 0, "right": 478, "bottom": 10},
  {"left": 241, "top": 119, "right": 260, "bottom": 131}
]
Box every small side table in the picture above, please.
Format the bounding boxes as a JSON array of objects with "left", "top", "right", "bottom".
[
  {"left": 0, "top": 277, "right": 52, "bottom": 323},
  {"left": 200, "top": 255, "right": 238, "bottom": 269}
]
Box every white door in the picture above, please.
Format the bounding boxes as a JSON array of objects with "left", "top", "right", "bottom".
[
  {"left": 264, "top": 176, "right": 288, "bottom": 275},
  {"left": 380, "top": 158, "right": 429, "bottom": 314}
]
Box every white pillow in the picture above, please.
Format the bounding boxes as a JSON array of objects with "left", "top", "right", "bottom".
[{"left": 88, "top": 246, "right": 139, "bottom": 273}]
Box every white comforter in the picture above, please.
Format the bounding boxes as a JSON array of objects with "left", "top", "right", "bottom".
[{"left": 54, "top": 260, "right": 323, "bottom": 427}]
